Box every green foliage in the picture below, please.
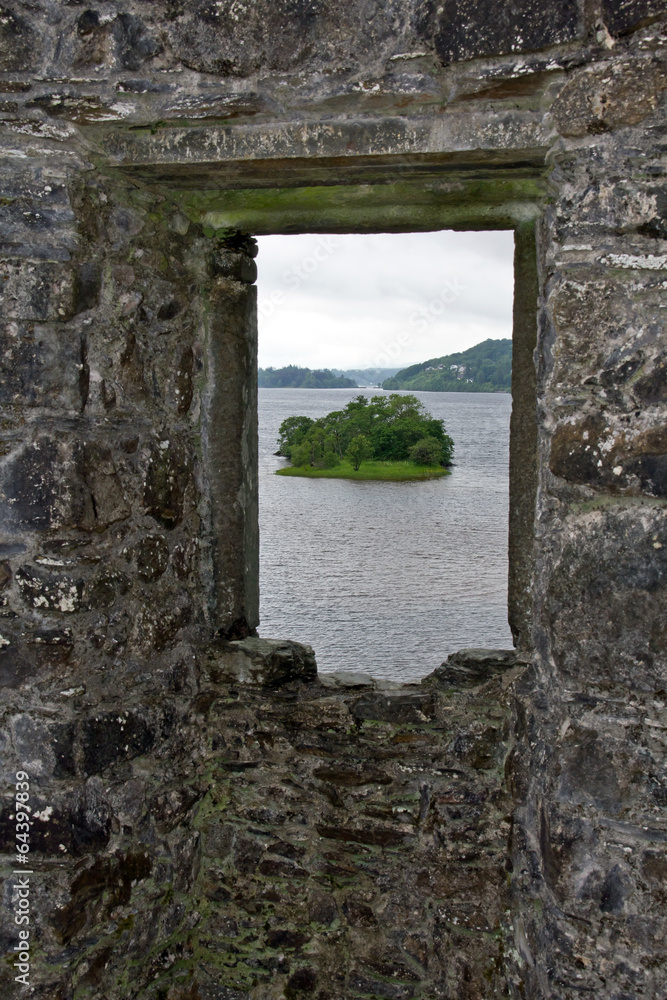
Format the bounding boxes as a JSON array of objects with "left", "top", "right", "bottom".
[
  {"left": 259, "top": 365, "right": 358, "bottom": 389},
  {"left": 276, "top": 415, "right": 314, "bottom": 459},
  {"left": 278, "top": 394, "right": 454, "bottom": 470},
  {"left": 409, "top": 436, "right": 444, "bottom": 466},
  {"left": 290, "top": 425, "right": 340, "bottom": 469},
  {"left": 383, "top": 338, "right": 512, "bottom": 392},
  {"left": 346, "top": 434, "right": 373, "bottom": 470}
]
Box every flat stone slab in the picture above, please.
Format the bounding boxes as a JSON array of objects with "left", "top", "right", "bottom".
[
  {"left": 209, "top": 636, "right": 317, "bottom": 687},
  {"left": 424, "top": 647, "right": 528, "bottom": 688},
  {"left": 318, "top": 670, "right": 375, "bottom": 689}
]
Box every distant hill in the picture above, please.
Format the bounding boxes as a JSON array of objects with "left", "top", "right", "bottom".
[
  {"left": 382, "top": 339, "right": 512, "bottom": 392},
  {"left": 259, "top": 365, "right": 358, "bottom": 389},
  {"left": 331, "top": 367, "right": 402, "bottom": 386}
]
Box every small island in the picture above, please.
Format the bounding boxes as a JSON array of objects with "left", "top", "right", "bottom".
[{"left": 275, "top": 394, "right": 454, "bottom": 481}]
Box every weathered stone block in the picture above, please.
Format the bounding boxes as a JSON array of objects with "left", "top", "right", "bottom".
[
  {"left": 602, "top": 0, "right": 665, "bottom": 35},
  {"left": 80, "top": 710, "right": 157, "bottom": 776},
  {"left": 451, "top": 723, "right": 503, "bottom": 769},
  {"left": 82, "top": 443, "right": 130, "bottom": 529},
  {"left": 634, "top": 352, "right": 667, "bottom": 405},
  {"left": 87, "top": 567, "right": 130, "bottom": 610},
  {"left": 209, "top": 636, "right": 317, "bottom": 686},
  {"left": 210, "top": 250, "right": 258, "bottom": 284},
  {"left": 0, "top": 639, "right": 36, "bottom": 688},
  {"left": 15, "top": 564, "right": 84, "bottom": 613},
  {"left": 26, "top": 93, "right": 132, "bottom": 126},
  {"left": 641, "top": 850, "right": 667, "bottom": 883},
  {"left": 0, "top": 3, "right": 40, "bottom": 72},
  {"left": 549, "top": 274, "right": 665, "bottom": 399},
  {"left": 171, "top": 346, "right": 194, "bottom": 414},
  {"left": 557, "top": 726, "right": 623, "bottom": 814},
  {"left": 50, "top": 851, "right": 152, "bottom": 945},
  {"left": 0, "top": 261, "right": 75, "bottom": 321},
  {"left": 308, "top": 890, "right": 338, "bottom": 925},
  {"left": 545, "top": 506, "right": 667, "bottom": 691},
  {"left": 163, "top": 90, "right": 272, "bottom": 122},
  {"left": 115, "top": 12, "right": 163, "bottom": 71},
  {"left": 133, "top": 592, "right": 192, "bottom": 652},
  {"left": 0, "top": 437, "right": 91, "bottom": 532},
  {"left": 166, "top": 0, "right": 399, "bottom": 77},
  {"left": 318, "top": 670, "right": 375, "bottom": 688},
  {"left": 312, "top": 763, "right": 393, "bottom": 785},
  {"left": 285, "top": 967, "right": 318, "bottom": 996},
  {"left": 0, "top": 322, "right": 85, "bottom": 409},
  {"left": 426, "top": 647, "right": 521, "bottom": 687},
  {"left": 134, "top": 532, "right": 170, "bottom": 580},
  {"left": 426, "top": 0, "right": 582, "bottom": 66},
  {"left": 10, "top": 715, "right": 58, "bottom": 778},
  {"left": 0, "top": 795, "right": 75, "bottom": 857},
  {"left": 552, "top": 58, "right": 667, "bottom": 136},
  {"left": 143, "top": 438, "right": 192, "bottom": 528},
  {"left": 258, "top": 855, "right": 308, "bottom": 879},
  {"left": 316, "top": 823, "right": 408, "bottom": 847},
  {"left": 149, "top": 784, "right": 201, "bottom": 833},
  {"left": 549, "top": 416, "right": 667, "bottom": 497},
  {"left": 341, "top": 896, "right": 377, "bottom": 926},
  {"left": 51, "top": 722, "right": 77, "bottom": 778},
  {"left": 70, "top": 777, "right": 113, "bottom": 853}
]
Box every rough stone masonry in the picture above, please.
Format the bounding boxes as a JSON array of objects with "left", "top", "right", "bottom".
[{"left": 0, "top": 2, "right": 665, "bottom": 998}]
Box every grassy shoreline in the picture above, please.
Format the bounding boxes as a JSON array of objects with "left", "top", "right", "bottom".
[{"left": 275, "top": 460, "right": 450, "bottom": 481}]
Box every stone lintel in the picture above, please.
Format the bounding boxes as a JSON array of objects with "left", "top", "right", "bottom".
[
  {"left": 116, "top": 149, "right": 550, "bottom": 193},
  {"left": 193, "top": 196, "right": 541, "bottom": 236},
  {"left": 101, "top": 112, "right": 553, "bottom": 180},
  {"left": 162, "top": 174, "right": 545, "bottom": 235}
]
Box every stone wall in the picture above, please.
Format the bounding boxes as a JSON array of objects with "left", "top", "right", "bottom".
[{"left": 0, "top": 2, "right": 665, "bottom": 999}]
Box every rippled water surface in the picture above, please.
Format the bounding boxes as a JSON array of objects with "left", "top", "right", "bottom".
[{"left": 258, "top": 388, "right": 513, "bottom": 682}]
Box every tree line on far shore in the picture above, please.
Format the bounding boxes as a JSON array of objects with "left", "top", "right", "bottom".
[
  {"left": 259, "top": 365, "right": 357, "bottom": 388},
  {"left": 383, "top": 338, "right": 511, "bottom": 392},
  {"left": 259, "top": 339, "right": 511, "bottom": 393}
]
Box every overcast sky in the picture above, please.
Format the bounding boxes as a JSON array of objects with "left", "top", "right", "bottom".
[{"left": 256, "top": 230, "right": 514, "bottom": 371}]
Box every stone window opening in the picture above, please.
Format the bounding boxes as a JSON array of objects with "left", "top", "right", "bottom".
[
  {"left": 197, "top": 204, "right": 539, "bottom": 683},
  {"left": 253, "top": 229, "right": 524, "bottom": 681}
]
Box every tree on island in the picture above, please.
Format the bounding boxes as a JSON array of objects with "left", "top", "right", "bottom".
[
  {"left": 409, "top": 436, "right": 446, "bottom": 465},
  {"left": 291, "top": 425, "right": 340, "bottom": 469},
  {"left": 275, "top": 415, "right": 314, "bottom": 457},
  {"left": 277, "top": 394, "right": 454, "bottom": 471},
  {"left": 346, "top": 434, "right": 373, "bottom": 470}
]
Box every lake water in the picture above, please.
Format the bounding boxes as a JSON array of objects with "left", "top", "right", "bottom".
[{"left": 258, "top": 388, "right": 513, "bottom": 682}]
